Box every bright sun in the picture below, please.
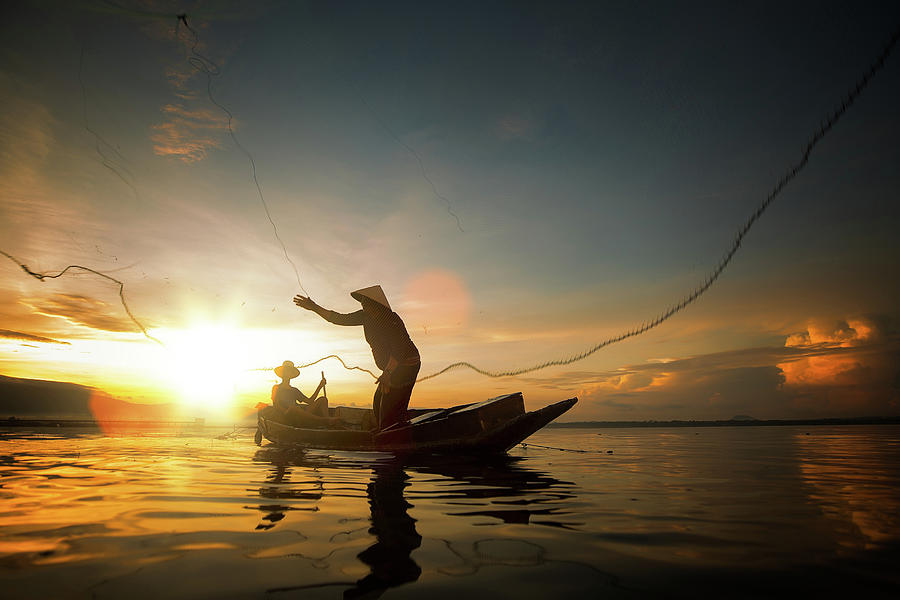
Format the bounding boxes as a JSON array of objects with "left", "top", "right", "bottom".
[
  {"left": 164, "top": 325, "right": 249, "bottom": 410},
  {"left": 146, "top": 322, "right": 331, "bottom": 419}
]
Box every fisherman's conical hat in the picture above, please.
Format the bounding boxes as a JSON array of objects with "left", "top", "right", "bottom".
[
  {"left": 274, "top": 360, "right": 300, "bottom": 380},
  {"left": 350, "top": 285, "right": 391, "bottom": 310}
]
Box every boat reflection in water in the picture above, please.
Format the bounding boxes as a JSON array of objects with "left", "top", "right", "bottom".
[
  {"left": 253, "top": 458, "right": 324, "bottom": 530},
  {"left": 251, "top": 447, "right": 577, "bottom": 597}
]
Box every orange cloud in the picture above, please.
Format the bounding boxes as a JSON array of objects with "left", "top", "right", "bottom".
[
  {"left": 150, "top": 16, "right": 231, "bottom": 163},
  {"left": 516, "top": 315, "right": 898, "bottom": 421},
  {"left": 151, "top": 103, "right": 229, "bottom": 162},
  {"left": 164, "top": 67, "right": 195, "bottom": 96},
  {"left": 780, "top": 316, "right": 886, "bottom": 387},
  {"left": 24, "top": 293, "right": 140, "bottom": 333},
  {"left": 159, "top": 104, "right": 228, "bottom": 124},
  {"left": 779, "top": 355, "right": 866, "bottom": 387},
  {"left": 0, "top": 329, "right": 69, "bottom": 345},
  {"left": 785, "top": 317, "right": 879, "bottom": 348}
]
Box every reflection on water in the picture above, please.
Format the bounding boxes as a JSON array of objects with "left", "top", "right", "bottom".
[
  {"left": 249, "top": 446, "right": 578, "bottom": 597},
  {"left": 793, "top": 428, "right": 900, "bottom": 551},
  {"left": 253, "top": 454, "right": 323, "bottom": 530},
  {"left": 346, "top": 463, "right": 421, "bottom": 599},
  {"left": 0, "top": 426, "right": 899, "bottom": 598},
  {"left": 251, "top": 448, "right": 425, "bottom": 597}
]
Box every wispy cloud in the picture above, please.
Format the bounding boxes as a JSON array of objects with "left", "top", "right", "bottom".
[
  {"left": 24, "top": 294, "right": 141, "bottom": 333},
  {"left": 149, "top": 18, "right": 232, "bottom": 163},
  {"left": 164, "top": 67, "right": 197, "bottom": 100},
  {"left": 0, "top": 73, "right": 57, "bottom": 249},
  {"left": 0, "top": 329, "right": 70, "bottom": 345},
  {"left": 496, "top": 112, "right": 536, "bottom": 140},
  {"left": 0, "top": 75, "right": 118, "bottom": 287},
  {"left": 151, "top": 103, "right": 229, "bottom": 162}
]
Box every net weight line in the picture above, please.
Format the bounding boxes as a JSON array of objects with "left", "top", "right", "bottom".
[
  {"left": 0, "top": 250, "right": 162, "bottom": 346},
  {"left": 294, "top": 354, "right": 378, "bottom": 379},
  {"left": 415, "top": 24, "right": 900, "bottom": 383},
  {"left": 78, "top": 46, "right": 139, "bottom": 202},
  {"left": 356, "top": 92, "right": 465, "bottom": 232},
  {"left": 177, "top": 14, "right": 309, "bottom": 297},
  {"left": 249, "top": 355, "right": 378, "bottom": 380},
  {"left": 7, "top": 12, "right": 892, "bottom": 386},
  {"left": 177, "top": 15, "right": 377, "bottom": 382},
  {"left": 265, "top": 23, "right": 900, "bottom": 384}
]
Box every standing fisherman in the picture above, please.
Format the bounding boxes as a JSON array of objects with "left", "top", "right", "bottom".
[{"left": 293, "top": 286, "right": 420, "bottom": 431}]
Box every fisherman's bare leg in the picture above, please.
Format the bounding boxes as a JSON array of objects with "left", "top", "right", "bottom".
[{"left": 312, "top": 396, "right": 329, "bottom": 417}]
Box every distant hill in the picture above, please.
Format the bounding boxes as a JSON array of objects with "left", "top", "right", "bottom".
[
  {"left": 730, "top": 415, "right": 758, "bottom": 421},
  {"left": 1, "top": 374, "right": 94, "bottom": 418},
  {"left": 0, "top": 374, "right": 176, "bottom": 421}
]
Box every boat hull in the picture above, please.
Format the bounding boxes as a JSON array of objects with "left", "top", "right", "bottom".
[{"left": 257, "top": 393, "right": 577, "bottom": 455}]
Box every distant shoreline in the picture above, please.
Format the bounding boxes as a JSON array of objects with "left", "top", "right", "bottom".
[
  {"left": 549, "top": 416, "right": 900, "bottom": 428},
  {"left": 0, "top": 418, "right": 211, "bottom": 429}
]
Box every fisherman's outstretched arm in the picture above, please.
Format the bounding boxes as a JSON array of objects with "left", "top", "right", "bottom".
[{"left": 293, "top": 295, "right": 364, "bottom": 326}]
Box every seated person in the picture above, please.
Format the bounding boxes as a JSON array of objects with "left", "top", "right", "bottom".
[{"left": 271, "top": 361, "right": 344, "bottom": 428}]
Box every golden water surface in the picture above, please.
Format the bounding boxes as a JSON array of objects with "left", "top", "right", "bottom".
[{"left": 1, "top": 425, "right": 898, "bottom": 598}]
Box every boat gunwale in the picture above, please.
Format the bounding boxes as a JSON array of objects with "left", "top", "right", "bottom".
[{"left": 257, "top": 397, "right": 578, "bottom": 454}]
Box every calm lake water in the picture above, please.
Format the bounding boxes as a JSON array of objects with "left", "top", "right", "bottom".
[{"left": 1, "top": 425, "right": 899, "bottom": 598}]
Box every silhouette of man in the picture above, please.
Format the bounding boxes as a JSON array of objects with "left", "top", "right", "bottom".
[{"left": 293, "top": 286, "right": 420, "bottom": 430}]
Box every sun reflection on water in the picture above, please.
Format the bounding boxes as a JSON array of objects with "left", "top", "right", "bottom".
[{"left": 1, "top": 426, "right": 899, "bottom": 597}]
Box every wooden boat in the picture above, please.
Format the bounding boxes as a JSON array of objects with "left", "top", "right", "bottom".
[{"left": 256, "top": 392, "right": 577, "bottom": 454}]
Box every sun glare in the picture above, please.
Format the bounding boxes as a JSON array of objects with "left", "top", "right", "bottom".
[
  {"left": 165, "top": 325, "right": 249, "bottom": 410},
  {"left": 155, "top": 323, "right": 346, "bottom": 419},
  {"left": 1, "top": 318, "right": 373, "bottom": 421}
]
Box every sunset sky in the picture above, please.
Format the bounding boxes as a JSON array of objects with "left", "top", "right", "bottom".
[{"left": 2, "top": 1, "right": 898, "bottom": 422}]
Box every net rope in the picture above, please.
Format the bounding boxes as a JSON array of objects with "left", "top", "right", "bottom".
[
  {"left": 415, "top": 24, "right": 900, "bottom": 382},
  {"left": 250, "top": 355, "right": 379, "bottom": 380},
  {"left": 356, "top": 92, "right": 464, "bottom": 232},
  {"left": 3, "top": 12, "right": 895, "bottom": 385},
  {"left": 177, "top": 15, "right": 309, "bottom": 297},
  {"left": 0, "top": 250, "right": 163, "bottom": 346}
]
